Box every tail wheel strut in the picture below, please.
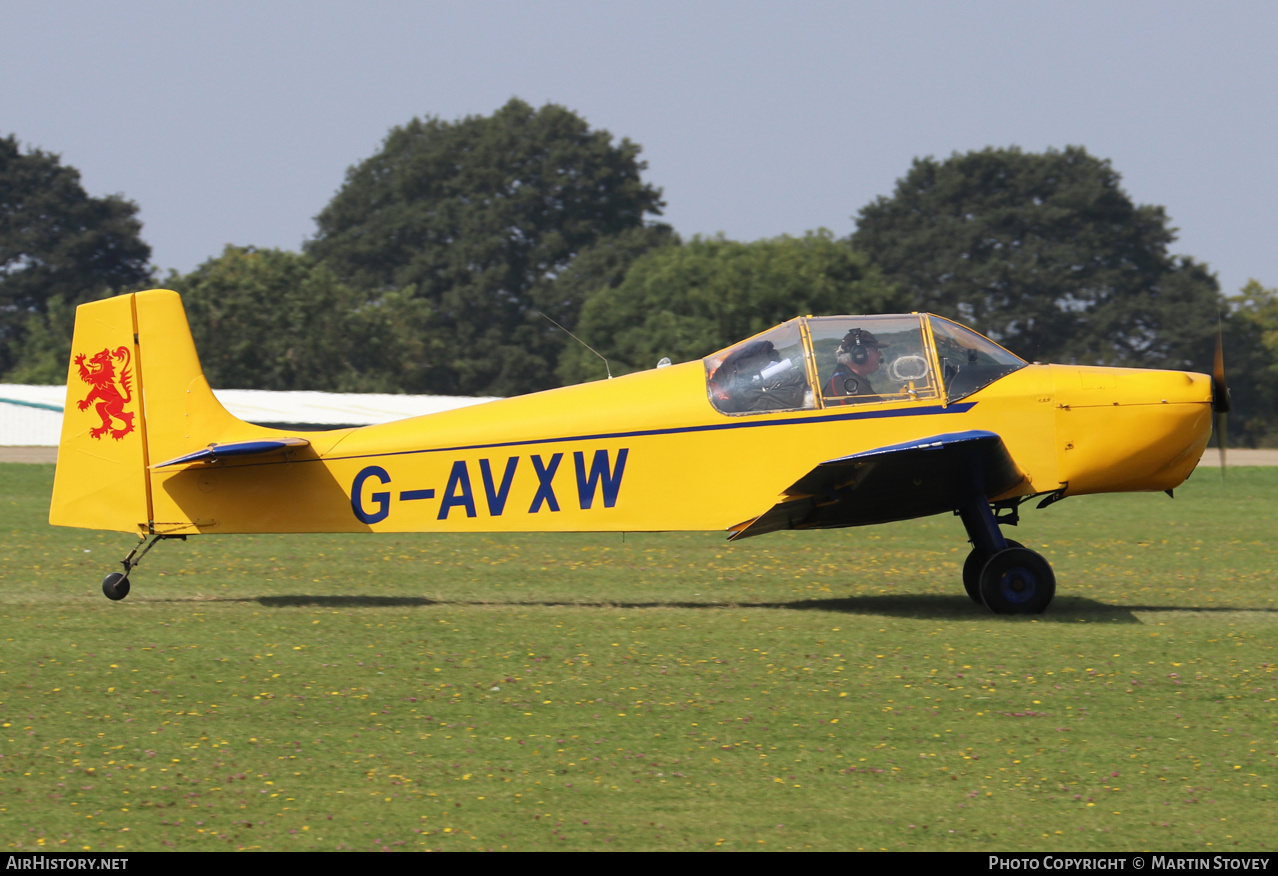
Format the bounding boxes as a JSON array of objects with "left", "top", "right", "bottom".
[{"left": 100, "top": 534, "right": 186, "bottom": 601}]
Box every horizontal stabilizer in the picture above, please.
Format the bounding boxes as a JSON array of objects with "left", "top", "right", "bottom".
[
  {"left": 152, "top": 437, "right": 311, "bottom": 469},
  {"left": 728, "top": 430, "right": 1025, "bottom": 540}
]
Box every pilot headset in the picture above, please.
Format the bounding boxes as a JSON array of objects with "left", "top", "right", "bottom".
[{"left": 849, "top": 329, "right": 869, "bottom": 365}]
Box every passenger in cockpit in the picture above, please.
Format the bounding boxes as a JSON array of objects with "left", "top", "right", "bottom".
[{"left": 827, "top": 329, "right": 886, "bottom": 402}]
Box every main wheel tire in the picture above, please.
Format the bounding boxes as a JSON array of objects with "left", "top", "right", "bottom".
[
  {"left": 978, "top": 547, "right": 1055, "bottom": 615},
  {"left": 101, "top": 572, "right": 131, "bottom": 601},
  {"left": 962, "top": 539, "right": 1023, "bottom": 603}
]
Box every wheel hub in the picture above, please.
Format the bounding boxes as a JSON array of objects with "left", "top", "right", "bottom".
[{"left": 999, "top": 568, "right": 1038, "bottom": 603}]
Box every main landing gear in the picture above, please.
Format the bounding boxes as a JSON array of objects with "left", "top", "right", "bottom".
[
  {"left": 100, "top": 534, "right": 186, "bottom": 601},
  {"left": 958, "top": 498, "right": 1055, "bottom": 615}
]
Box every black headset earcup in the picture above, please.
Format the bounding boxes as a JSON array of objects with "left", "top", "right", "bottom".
[{"left": 849, "top": 328, "right": 869, "bottom": 365}]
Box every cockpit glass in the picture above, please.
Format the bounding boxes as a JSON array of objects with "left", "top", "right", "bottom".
[
  {"left": 704, "top": 314, "right": 1027, "bottom": 415},
  {"left": 705, "top": 321, "right": 814, "bottom": 415},
  {"left": 929, "top": 316, "right": 1027, "bottom": 401},
  {"left": 807, "top": 315, "right": 937, "bottom": 406}
]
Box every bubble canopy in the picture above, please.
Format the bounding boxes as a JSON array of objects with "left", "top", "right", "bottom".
[{"left": 703, "top": 314, "right": 1026, "bottom": 415}]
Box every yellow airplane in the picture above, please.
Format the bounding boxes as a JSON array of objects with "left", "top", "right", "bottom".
[{"left": 49, "top": 290, "right": 1221, "bottom": 614}]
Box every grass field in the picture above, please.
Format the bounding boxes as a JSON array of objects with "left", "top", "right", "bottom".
[{"left": 2, "top": 462, "right": 1275, "bottom": 851}]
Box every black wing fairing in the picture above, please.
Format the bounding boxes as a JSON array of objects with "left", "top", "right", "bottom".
[{"left": 728, "top": 430, "right": 1026, "bottom": 540}]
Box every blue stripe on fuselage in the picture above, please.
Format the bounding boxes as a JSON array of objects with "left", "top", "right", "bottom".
[{"left": 322, "top": 401, "right": 978, "bottom": 464}]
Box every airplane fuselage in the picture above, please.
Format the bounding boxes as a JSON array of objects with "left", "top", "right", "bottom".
[{"left": 146, "top": 360, "right": 1211, "bottom": 536}]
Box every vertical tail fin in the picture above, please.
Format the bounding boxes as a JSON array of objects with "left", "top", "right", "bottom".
[{"left": 50, "top": 289, "right": 252, "bottom": 533}]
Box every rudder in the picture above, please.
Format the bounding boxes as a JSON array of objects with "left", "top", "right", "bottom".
[{"left": 50, "top": 293, "right": 151, "bottom": 532}]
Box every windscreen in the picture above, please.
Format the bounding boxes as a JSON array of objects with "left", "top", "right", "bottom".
[{"left": 929, "top": 316, "right": 1027, "bottom": 401}]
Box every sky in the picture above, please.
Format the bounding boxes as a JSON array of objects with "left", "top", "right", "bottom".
[{"left": 5, "top": 1, "right": 1276, "bottom": 300}]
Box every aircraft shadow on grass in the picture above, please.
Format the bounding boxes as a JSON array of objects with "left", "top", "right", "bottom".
[{"left": 242, "top": 593, "right": 1278, "bottom": 624}]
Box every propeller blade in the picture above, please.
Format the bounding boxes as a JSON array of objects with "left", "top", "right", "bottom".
[
  {"left": 1213, "top": 319, "right": 1231, "bottom": 414},
  {"left": 1213, "top": 316, "right": 1230, "bottom": 471},
  {"left": 1216, "top": 410, "right": 1227, "bottom": 471}
]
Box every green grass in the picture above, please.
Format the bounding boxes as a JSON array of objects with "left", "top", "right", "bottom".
[{"left": 2, "top": 463, "right": 1275, "bottom": 851}]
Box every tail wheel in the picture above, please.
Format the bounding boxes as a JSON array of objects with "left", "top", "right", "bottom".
[
  {"left": 978, "top": 547, "right": 1055, "bottom": 615},
  {"left": 962, "top": 539, "right": 1022, "bottom": 603},
  {"left": 102, "top": 572, "right": 131, "bottom": 601}
]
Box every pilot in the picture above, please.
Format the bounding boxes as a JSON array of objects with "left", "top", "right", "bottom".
[{"left": 827, "top": 328, "right": 886, "bottom": 402}]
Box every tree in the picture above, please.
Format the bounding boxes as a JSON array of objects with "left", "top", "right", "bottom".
[
  {"left": 307, "top": 99, "right": 665, "bottom": 397},
  {"left": 850, "top": 146, "right": 1220, "bottom": 369},
  {"left": 557, "top": 231, "right": 902, "bottom": 384},
  {"left": 0, "top": 135, "right": 152, "bottom": 379},
  {"left": 168, "top": 245, "right": 396, "bottom": 392}
]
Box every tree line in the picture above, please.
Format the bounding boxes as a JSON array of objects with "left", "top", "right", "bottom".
[{"left": 3, "top": 101, "right": 1276, "bottom": 443}]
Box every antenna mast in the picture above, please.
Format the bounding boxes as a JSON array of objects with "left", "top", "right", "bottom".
[{"left": 538, "top": 312, "right": 612, "bottom": 380}]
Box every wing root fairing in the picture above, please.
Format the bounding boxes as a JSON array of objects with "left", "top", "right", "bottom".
[{"left": 729, "top": 430, "right": 1025, "bottom": 540}]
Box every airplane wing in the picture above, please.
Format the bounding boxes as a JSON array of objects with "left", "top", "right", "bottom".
[
  {"left": 727, "top": 430, "right": 1026, "bottom": 540},
  {"left": 151, "top": 437, "right": 312, "bottom": 469}
]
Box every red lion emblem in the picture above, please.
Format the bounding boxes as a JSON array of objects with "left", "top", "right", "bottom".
[{"left": 74, "top": 346, "right": 135, "bottom": 440}]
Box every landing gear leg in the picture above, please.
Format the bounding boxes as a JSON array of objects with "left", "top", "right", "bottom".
[
  {"left": 957, "top": 498, "right": 1055, "bottom": 614},
  {"left": 100, "top": 534, "right": 186, "bottom": 601}
]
